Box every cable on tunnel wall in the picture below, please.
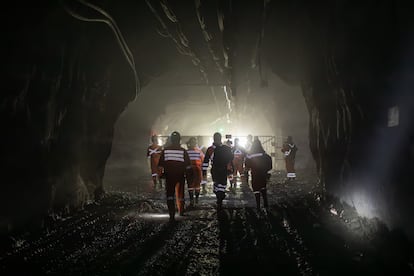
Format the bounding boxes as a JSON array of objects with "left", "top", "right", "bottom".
[
  {"left": 61, "top": 0, "right": 140, "bottom": 102},
  {"left": 145, "top": 0, "right": 234, "bottom": 123}
]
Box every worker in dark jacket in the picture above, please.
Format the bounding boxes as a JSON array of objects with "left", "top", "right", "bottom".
[
  {"left": 202, "top": 132, "right": 233, "bottom": 210},
  {"left": 158, "top": 131, "right": 191, "bottom": 221},
  {"left": 245, "top": 139, "right": 272, "bottom": 210}
]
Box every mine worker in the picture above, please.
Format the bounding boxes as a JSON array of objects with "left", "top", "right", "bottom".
[
  {"left": 224, "top": 138, "right": 235, "bottom": 187},
  {"left": 186, "top": 137, "right": 204, "bottom": 207},
  {"left": 232, "top": 138, "right": 247, "bottom": 186},
  {"left": 244, "top": 134, "right": 254, "bottom": 179},
  {"left": 245, "top": 139, "right": 272, "bottom": 211},
  {"left": 202, "top": 132, "right": 233, "bottom": 210},
  {"left": 158, "top": 131, "right": 191, "bottom": 221},
  {"left": 147, "top": 135, "right": 163, "bottom": 186},
  {"left": 225, "top": 139, "right": 233, "bottom": 148},
  {"left": 281, "top": 136, "right": 298, "bottom": 180}
]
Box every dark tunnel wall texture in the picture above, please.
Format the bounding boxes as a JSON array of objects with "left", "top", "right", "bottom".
[{"left": 1, "top": 1, "right": 414, "bottom": 237}]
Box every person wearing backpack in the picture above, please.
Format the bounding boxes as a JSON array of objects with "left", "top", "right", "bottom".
[{"left": 245, "top": 139, "right": 273, "bottom": 211}]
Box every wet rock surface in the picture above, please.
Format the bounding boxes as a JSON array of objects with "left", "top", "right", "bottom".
[{"left": 0, "top": 170, "right": 413, "bottom": 275}]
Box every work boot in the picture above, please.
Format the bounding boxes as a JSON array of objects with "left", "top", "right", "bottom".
[
  {"left": 255, "top": 193, "right": 261, "bottom": 211},
  {"left": 167, "top": 200, "right": 175, "bottom": 221},
  {"left": 261, "top": 189, "right": 268, "bottom": 209},
  {"left": 189, "top": 191, "right": 194, "bottom": 208},
  {"left": 195, "top": 191, "right": 200, "bottom": 205},
  {"left": 217, "top": 200, "right": 223, "bottom": 211}
]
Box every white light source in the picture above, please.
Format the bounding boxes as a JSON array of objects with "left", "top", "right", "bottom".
[{"left": 235, "top": 136, "right": 248, "bottom": 148}]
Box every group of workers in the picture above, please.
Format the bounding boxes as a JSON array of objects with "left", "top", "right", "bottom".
[{"left": 147, "top": 132, "right": 297, "bottom": 222}]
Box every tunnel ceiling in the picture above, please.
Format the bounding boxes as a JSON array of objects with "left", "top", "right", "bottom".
[{"left": 2, "top": 0, "right": 414, "bottom": 237}]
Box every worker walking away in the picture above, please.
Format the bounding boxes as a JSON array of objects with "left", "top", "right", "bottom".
[
  {"left": 200, "top": 140, "right": 215, "bottom": 194},
  {"left": 147, "top": 135, "right": 163, "bottom": 186},
  {"left": 202, "top": 132, "right": 233, "bottom": 210},
  {"left": 186, "top": 137, "right": 204, "bottom": 207},
  {"left": 245, "top": 139, "right": 272, "bottom": 211},
  {"left": 244, "top": 134, "right": 254, "bottom": 180},
  {"left": 224, "top": 138, "right": 235, "bottom": 188},
  {"left": 281, "top": 136, "right": 298, "bottom": 181},
  {"left": 158, "top": 131, "right": 191, "bottom": 221},
  {"left": 232, "top": 138, "right": 247, "bottom": 187},
  {"left": 245, "top": 134, "right": 253, "bottom": 153}
]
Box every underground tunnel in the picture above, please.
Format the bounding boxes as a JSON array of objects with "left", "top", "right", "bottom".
[{"left": 1, "top": 0, "right": 414, "bottom": 275}]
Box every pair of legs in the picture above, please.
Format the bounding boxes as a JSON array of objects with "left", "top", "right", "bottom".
[
  {"left": 232, "top": 159, "right": 244, "bottom": 183},
  {"left": 252, "top": 175, "right": 268, "bottom": 210},
  {"left": 166, "top": 176, "right": 185, "bottom": 221},
  {"left": 253, "top": 188, "right": 268, "bottom": 210},
  {"left": 187, "top": 166, "right": 202, "bottom": 207},
  {"left": 285, "top": 159, "right": 296, "bottom": 180},
  {"left": 214, "top": 184, "right": 226, "bottom": 210},
  {"left": 151, "top": 166, "right": 162, "bottom": 186},
  {"left": 212, "top": 170, "right": 228, "bottom": 210}
]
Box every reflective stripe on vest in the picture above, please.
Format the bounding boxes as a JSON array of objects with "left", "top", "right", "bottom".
[
  {"left": 247, "top": 153, "right": 263, "bottom": 159},
  {"left": 149, "top": 148, "right": 161, "bottom": 155},
  {"left": 164, "top": 149, "right": 185, "bottom": 162},
  {"left": 187, "top": 150, "right": 202, "bottom": 161}
]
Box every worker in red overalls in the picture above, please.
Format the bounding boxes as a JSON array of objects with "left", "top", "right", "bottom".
[
  {"left": 232, "top": 138, "right": 247, "bottom": 187},
  {"left": 245, "top": 139, "right": 272, "bottom": 210},
  {"left": 186, "top": 137, "right": 204, "bottom": 207},
  {"left": 147, "top": 135, "right": 163, "bottom": 186},
  {"left": 281, "top": 136, "right": 298, "bottom": 181},
  {"left": 158, "top": 131, "right": 191, "bottom": 221}
]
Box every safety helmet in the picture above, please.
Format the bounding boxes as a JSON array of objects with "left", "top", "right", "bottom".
[
  {"left": 170, "top": 131, "right": 181, "bottom": 144},
  {"left": 188, "top": 137, "right": 197, "bottom": 147},
  {"left": 213, "top": 132, "right": 222, "bottom": 143}
]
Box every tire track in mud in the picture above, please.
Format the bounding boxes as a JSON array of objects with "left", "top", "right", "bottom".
[
  {"left": 217, "top": 207, "right": 306, "bottom": 276},
  {"left": 0, "top": 204, "right": 122, "bottom": 274},
  {"left": 133, "top": 210, "right": 220, "bottom": 276},
  {"left": 0, "top": 197, "right": 154, "bottom": 275},
  {"left": 54, "top": 217, "right": 166, "bottom": 275}
]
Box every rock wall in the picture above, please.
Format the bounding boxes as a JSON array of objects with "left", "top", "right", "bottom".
[
  {"left": 266, "top": 1, "right": 414, "bottom": 237},
  {"left": 1, "top": 2, "right": 137, "bottom": 231}
]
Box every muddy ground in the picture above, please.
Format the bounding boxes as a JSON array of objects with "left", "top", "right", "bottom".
[{"left": 0, "top": 169, "right": 413, "bottom": 275}]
